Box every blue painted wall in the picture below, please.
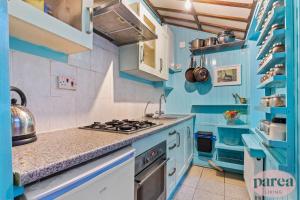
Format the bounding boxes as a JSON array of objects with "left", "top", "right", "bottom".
[
  {"left": 0, "top": 0, "right": 13, "bottom": 199},
  {"left": 166, "top": 26, "right": 261, "bottom": 125},
  {"left": 165, "top": 26, "right": 264, "bottom": 166}
]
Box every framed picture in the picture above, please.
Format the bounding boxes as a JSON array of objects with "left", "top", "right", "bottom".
[{"left": 213, "top": 65, "right": 241, "bottom": 86}]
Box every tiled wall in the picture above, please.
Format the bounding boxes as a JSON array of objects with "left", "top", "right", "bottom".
[{"left": 9, "top": 34, "right": 163, "bottom": 133}]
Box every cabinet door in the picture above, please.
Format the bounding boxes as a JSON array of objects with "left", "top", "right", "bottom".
[
  {"left": 58, "top": 159, "right": 135, "bottom": 200},
  {"left": 159, "top": 28, "right": 169, "bottom": 80},
  {"left": 185, "top": 124, "right": 193, "bottom": 165},
  {"left": 176, "top": 127, "right": 186, "bottom": 180},
  {"left": 8, "top": 0, "right": 93, "bottom": 54}
]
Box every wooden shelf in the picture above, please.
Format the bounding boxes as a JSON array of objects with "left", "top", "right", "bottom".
[
  {"left": 257, "top": 6, "right": 285, "bottom": 46},
  {"left": 252, "top": 128, "right": 287, "bottom": 148},
  {"left": 169, "top": 68, "right": 182, "bottom": 74},
  {"left": 215, "top": 142, "right": 244, "bottom": 152},
  {"left": 213, "top": 158, "right": 244, "bottom": 172},
  {"left": 254, "top": 106, "right": 287, "bottom": 115},
  {"left": 242, "top": 134, "right": 266, "bottom": 158},
  {"left": 192, "top": 104, "right": 248, "bottom": 107},
  {"left": 198, "top": 122, "right": 249, "bottom": 129},
  {"left": 190, "top": 41, "right": 245, "bottom": 55},
  {"left": 257, "top": 52, "right": 285, "bottom": 74},
  {"left": 256, "top": 29, "right": 285, "bottom": 60},
  {"left": 255, "top": 0, "right": 278, "bottom": 32},
  {"left": 257, "top": 75, "right": 286, "bottom": 89}
]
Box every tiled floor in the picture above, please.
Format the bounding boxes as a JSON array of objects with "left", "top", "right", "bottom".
[{"left": 174, "top": 166, "right": 250, "bottom": 200}]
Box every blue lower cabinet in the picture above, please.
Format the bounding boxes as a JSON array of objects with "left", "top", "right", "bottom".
[{"left": 166, "top": 119, "right": 194, "bottom": 199}]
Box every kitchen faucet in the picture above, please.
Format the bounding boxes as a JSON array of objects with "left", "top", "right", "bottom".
[
  {"left": 158, "top": 94, "right": 166, "bottom": 116},
  {"left": 144, "top": 101, "right": 151, "bottom": 117}
]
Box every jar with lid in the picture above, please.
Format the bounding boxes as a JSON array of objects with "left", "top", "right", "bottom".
[
  {"left": 273, "top": 64, "right": 285, "bottom": 75},
  {"left": 272, "top": 42, "right": 285, "bottom": 53},
  {"left": 269, "top": 68, "right": 276, "bottom": 77},
  {"left": 270, "top": 94, "right": 286, "bottom": 107},
  {"left": 261, "top": 96, "right": 271, "bottom": 107},
  {"left": 271, "top": 24, "right": 285, "bottom": 32}
]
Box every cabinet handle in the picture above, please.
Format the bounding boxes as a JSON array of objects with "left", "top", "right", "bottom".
[
  {"left": 140, "top": 45, "right": 144, "bottom": 63},
  {"left": 177, "top": 132, "right": 180, "bottom": 147},
  {"left": 168, "top": 168, "right": 176, "bottom": 176},
  {"left": 86, "top": 7, "right": 93, "bottom": 34},
  {"left": 187, "top": 126, "right": 191, "bottom": 138},
  {"left": 169, "top": 130, "right": 176, "bottom": 136},
  {"left": 168, "top": 143, "right": 177, "bottom": 150},
  {"left": 160, "top": 58, "right": 163, "bottom": 72}
]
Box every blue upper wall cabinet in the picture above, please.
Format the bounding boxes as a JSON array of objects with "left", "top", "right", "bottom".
[{"left": 8, "top": 0, "right": 93, "bottom": 54}]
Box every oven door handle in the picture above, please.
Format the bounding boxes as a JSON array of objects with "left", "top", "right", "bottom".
[{"left": 135, "top": 158, "right": 169, "bottom": 186}]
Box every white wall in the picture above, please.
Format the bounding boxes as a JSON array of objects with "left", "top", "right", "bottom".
[{"left": 9, "top": 34, "right": 164, "bottom": 133}]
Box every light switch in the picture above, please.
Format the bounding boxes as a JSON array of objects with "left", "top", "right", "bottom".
[
  {"left": 57, "top": 75, "right": 77, "bottom": 90},
  {"left": 179, "top": 41, "right": 186, "bottom": 48}
]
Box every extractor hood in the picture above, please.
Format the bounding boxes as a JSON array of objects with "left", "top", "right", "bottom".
[{"left": 93, "top": 0, "right": 158, "bottom": 46}]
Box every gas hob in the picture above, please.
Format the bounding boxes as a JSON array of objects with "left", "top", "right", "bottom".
[{"left": 79, "top": 119, "right": 162, "bottom": 134}]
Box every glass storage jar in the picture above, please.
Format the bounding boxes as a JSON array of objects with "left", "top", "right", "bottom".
[{"left": 270, "top": 94, "right": 286, "bottom": 107}]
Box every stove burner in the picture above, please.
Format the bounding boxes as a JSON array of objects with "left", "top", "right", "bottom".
[{"left": 80, "top": 119, "right": 161, "bottom": 134}]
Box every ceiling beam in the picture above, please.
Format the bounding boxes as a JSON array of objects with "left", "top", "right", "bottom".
[
  {"left": 244, "top": 1, "right": 257, "bottom": 39},
  {"left": 190, "top": 3, "right": 201, "bottom": 30},
  {"left": 163, "top": 16, "right": 196, "bottom": 24},
  {"left": 163, "top": 16, "right": 246, "bottom": 32},
  {"left": 200, "top": 21, "right": 246, "bottom": 32},
  {"left": 182, "top": 0, "right": 253, "bottom": 9},
  {"left": 164, "top": 22, "right": 199, "bottom": 31},
  {"left": 143, "top": 0, "right": 164, "bottom": 23},
  {"left": 154, "top": 7, "right": 248, "bottom": 23}
]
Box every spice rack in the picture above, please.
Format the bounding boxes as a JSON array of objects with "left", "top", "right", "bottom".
[{"left": 254, "top": 0, "right": 295, "bottom": 172}]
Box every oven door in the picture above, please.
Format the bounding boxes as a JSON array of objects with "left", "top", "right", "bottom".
[{"left": 135, "top": 156, "right": 168, "bottom": 200}]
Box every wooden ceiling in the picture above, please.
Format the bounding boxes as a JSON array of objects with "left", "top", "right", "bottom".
[{"left": 145, "top": 0, "right": 257, "bottom": 39}]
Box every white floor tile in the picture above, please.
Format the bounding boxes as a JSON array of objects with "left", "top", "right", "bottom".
[{"left": 225, "top": 183, "right": 249, "bottom": 199}]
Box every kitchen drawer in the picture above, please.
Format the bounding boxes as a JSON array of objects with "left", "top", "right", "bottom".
[{"left": 167, "top": 158, "right": 176, "bottom": 197}]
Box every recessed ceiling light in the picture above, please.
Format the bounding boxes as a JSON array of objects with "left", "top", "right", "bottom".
[{"left": 185, "top": 0, "right": 192, "bottom": 10}]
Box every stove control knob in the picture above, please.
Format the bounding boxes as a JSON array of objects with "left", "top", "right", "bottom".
[{"left": 144, "top": 157, "right": 151, "bottom": 164}]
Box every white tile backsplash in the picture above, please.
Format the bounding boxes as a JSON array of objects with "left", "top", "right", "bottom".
[{"left": 10, "top": 35, "right": 163, "bottom": 133}]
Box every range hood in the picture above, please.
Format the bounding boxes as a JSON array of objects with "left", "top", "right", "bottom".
[{"left": 93, "top": 0, "right": 158, "bottom": 46}]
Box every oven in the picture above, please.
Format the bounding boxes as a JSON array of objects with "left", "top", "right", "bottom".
[{"left": 134, "top": 141, "right": 167, "bottom": 200}]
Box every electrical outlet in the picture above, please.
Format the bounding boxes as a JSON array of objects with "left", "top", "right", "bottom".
[{"left": 57, "top": 75, "right": 77, "bottom": 90}]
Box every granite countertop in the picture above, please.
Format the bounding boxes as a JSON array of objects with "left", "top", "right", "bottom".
[{"left": 13, "top": 115, "right": 195, "bottom": 186}]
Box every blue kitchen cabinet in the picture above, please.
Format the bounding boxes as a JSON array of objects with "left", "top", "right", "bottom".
[
  {"left": 8, "top": 0, "right": 93, "bottom": 54},
  {"left": 184, "top": 121, "right": 194, "bottom": 166},
  {"left": 175, "top": 126, "right": 186, "bottom": 180},
  {"left": 166, "top": 118, "right": 194, "bottom": 198}
]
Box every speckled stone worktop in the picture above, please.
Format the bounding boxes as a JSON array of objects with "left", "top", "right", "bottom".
[{"left": 13, "top": 115, "right": 194, "bottom": 186}]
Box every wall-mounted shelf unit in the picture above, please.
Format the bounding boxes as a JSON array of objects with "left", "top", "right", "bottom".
[
  {"left": 190, "top": 41, "right": 245, "bottom": 55},
  {"left": 242, "top": 134, "right": 265, "bottom": 159},
  {"left": 192, "top": 104, "right": 248, "bottom": 107},
  {"left": 257, "top": 52, "right": 285, "bottom": 74},
  {"left": 253, "top": 128, "right": 287, "bottom": 149},
  {"left": 254, "top": 0, "right": 294, "bottom": 174},
  {"left": 169, "top": 68, "right": 182, "bottom": 74},
  {"left": 198, "top": 122, "right": 249, "bottom": 130},
  {"left": 215, "top": 142, "right": 244, "bottom": 152},
  {"left": 254, "top": 106, "right": 287, "bottom": 115},
  {"left": 256, "top": 29, "right": 285, "bottom": 60},
  {"left": 255, "top": 0, "right": 277, "bottom": 32},
  {"left": 257, "top": 75, "right": 286, "bottom": 89},
  {"left": 256, "top": 6, "right": 285, "bottom": 46}
]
